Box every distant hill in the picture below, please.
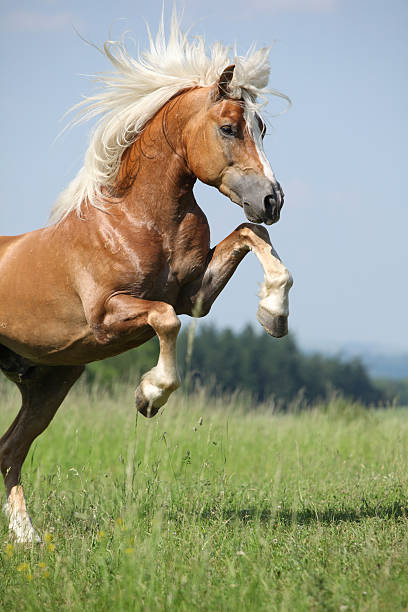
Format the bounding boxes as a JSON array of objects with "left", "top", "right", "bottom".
[
  {"left": 361, "top": 353, "right": 408, "bottom": 380},
  {"left": 336, "top": 345, "right": 408, "bottom": 380}
]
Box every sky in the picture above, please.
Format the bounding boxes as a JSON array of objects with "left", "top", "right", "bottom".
[{"left": 1, "top": 0, "right": 407, "bottom": 355}]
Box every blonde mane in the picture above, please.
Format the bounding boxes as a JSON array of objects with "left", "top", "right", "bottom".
[{"left": 50, "top": 12, "right": 289, "bottom": 222}]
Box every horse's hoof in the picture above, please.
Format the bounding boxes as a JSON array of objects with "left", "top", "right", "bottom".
[
  {"left": 135, "top": 387, "right": 160, "bottom": 418},
  {"left": 8, "top": 522, "right": 42, "bottom": 545},
  {"left": 10, "top": 530, "right": 43, "bottom": 546},
  {"left": 4, "top": 502, "right": 41, "bottom": 544},
  {"left": 257, "top": 307, "right": 288, "bottom": 338}
]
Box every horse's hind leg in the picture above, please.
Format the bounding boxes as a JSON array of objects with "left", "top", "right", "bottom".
[{"left": 0, "top": 363, "right": 84, "bottom": 543}]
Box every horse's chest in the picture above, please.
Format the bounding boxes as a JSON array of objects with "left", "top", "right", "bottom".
[
  {"left": 171, "top": 251, "right": 206, "bottom": 285},
  {"left": 102, "top": 213, "right": 210, "bottom": 300},
  {"left": 168, "top": 227, "right": 210, "bottom": 287}
]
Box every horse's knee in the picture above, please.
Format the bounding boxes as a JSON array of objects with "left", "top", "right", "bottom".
[
  {"left": 237, "top": 222, "right": 270, "bottom": 243},
  {"left": 147, "top": 303, "right": 180, "bottom": 337}
]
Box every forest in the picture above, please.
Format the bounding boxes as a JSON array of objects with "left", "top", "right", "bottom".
[{"left": 85, "top": 324, "right": 404, "bottom": 406}]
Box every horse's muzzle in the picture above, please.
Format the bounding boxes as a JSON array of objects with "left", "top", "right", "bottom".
[
  {"left": 224, "top": 170, "right": 284, "bottom": 226},
  {"left": 244, "top": 187, "right": 283, "bottom": 226}
]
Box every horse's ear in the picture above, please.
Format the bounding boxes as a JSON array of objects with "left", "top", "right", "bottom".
[{"left": 215, "top": 64, "right": 235, "bottom": 100}]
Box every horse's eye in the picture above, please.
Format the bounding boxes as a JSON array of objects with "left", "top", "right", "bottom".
[{"left": 220, "top": 124, "right": 237, "bottom": 137}]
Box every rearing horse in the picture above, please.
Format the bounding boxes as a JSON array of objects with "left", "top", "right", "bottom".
[{"left": 0, "top": 18, "right": 293, "bottom": 542}]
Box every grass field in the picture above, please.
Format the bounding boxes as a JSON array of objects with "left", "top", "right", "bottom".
[{"left": 0, "top": 381, "right": 408, "bottom": 611}]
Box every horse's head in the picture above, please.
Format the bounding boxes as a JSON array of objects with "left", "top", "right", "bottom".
[{"left": 184, "top": 65, "right": 284, "bottom": 226}]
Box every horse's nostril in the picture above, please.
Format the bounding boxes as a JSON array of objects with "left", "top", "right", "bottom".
[{"left": 264, "top": 195, "right": 277, "bottom": 218}]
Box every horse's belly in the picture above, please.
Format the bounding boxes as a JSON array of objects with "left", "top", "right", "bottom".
[
  {"left": 0, "top": 268, "right": 157, "bottom": 366},
  {"left": 0, "top": 300, "right": 91, "bottom": 365},
  {"left": 0, "top": 318, "right": 156, "bottom": 366}
]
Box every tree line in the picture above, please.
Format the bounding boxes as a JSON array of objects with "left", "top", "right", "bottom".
[{"left": 86, "top": 323, "right": 389, "bottom": 406}]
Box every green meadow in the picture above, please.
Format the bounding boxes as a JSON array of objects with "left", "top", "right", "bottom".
[{"left": 1, "top": 382, "right": 408, "bottom": 611}]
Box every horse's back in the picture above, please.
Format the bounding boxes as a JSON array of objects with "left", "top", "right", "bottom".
[
  {"left": 0, "top": 233, "right": 31, "bottom": 279},
  {"left": 0, "top": 234, "right": 21, "bottom": 255}
]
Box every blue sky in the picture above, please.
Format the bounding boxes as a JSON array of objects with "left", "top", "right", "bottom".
[{"left": 1, "top": 0, "right": 407, "bottom": 354}]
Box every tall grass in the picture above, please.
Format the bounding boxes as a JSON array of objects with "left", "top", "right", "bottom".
[{"left": 1, "top": 381, "right": 408, "bottom": 610}]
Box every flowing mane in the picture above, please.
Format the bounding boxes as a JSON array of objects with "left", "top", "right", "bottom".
[{"left": 50, "top": 13, "right": 289, "bottom": 222}]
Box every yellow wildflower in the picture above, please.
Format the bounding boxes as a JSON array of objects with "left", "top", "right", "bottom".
[{"left": 38, "top": 563, "right": 50, "bottom": 578}]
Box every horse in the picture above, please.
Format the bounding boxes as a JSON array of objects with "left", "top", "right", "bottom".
[{"left": 0, "top": 16, "right": 293, "bottom": 543}]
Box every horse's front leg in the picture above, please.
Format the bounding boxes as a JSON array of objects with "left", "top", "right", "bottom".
[
  {"left": 177, "top": 223, "right": 293, "bottom": 337},
  {"left": 96, "top": 296, "right": 181, "bottom": 418}
]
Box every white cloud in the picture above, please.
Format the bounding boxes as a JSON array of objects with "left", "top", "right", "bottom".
[{"left": 3, "top": 11, "right": 74, "bottom": 33}]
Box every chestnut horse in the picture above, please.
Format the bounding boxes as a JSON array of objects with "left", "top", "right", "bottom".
[{"left": 0, "top": 19, "right": 292, "bottom": 542}]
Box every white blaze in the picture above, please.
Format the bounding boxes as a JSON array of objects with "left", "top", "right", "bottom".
[{"left": 248, "top": 114, "right": 277, "bottom": 185}]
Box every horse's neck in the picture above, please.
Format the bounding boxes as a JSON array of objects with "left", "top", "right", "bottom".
[
  {"left": 116, "top": 97, "right": 198, "bottom": 222},
  {"left": 125, "top": 146, "right": 195, "bottom": 205}
]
